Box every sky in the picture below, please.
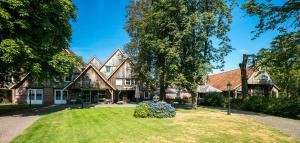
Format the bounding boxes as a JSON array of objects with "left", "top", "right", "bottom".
[{"left": 70, "top": 0, "right": 279, "bottom": 74}]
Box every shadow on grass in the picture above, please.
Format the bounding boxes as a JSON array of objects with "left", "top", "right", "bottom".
[
  {"left": 0, "top": 103, "right": 96, "bottom": 117},
  {"left": 174, "top": 104, "right": 268, "bottom": 117}
]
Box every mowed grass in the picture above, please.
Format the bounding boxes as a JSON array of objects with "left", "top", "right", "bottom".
[{"left": 12, "top": 107, "right": 297, "bottom": 143}]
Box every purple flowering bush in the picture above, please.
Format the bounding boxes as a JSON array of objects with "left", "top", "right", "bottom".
[{"left": 134, "top": 101, "right": 176, "bottom": 118}]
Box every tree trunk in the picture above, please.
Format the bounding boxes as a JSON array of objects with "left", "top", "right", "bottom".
[
  {"left": 192, "top": 92, "right": 198, "bottom": 110},
  {"left": 159, "top": 71, "right": 166, "bottom": 101},
  {"left": 239, "top": 54, "right": 248, "bottom": 99}
]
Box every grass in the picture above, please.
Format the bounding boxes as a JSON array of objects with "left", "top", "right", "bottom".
[
  {"left": 0, "top": 104, "right": 42, "bottom": 114},
  {"left": 12, "top": 107, "right": 297, "bottom": 143}
]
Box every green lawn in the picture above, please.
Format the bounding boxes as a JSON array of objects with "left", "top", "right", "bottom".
[{"left": 12, "top": 107, "right": 297, "bottom": 143}]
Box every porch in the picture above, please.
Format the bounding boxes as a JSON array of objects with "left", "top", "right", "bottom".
[{"left": 69, "top": 89, "right": 113, "bottom": 104}]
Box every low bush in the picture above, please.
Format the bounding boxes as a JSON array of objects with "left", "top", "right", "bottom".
[
  {"left": 134, "top": 101, "right": 176, "bottom": 118},
  {"left": 133, "top": 103, "right": 149, "bottom": 118},
  {"left": 199, "top": 93, "right": 225, "bottom": 107},
  {"left": 240, "top": 96, "right": 300, "bottom": 119}
]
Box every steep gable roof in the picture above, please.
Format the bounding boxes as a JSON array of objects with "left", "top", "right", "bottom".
[
  {"left": 99, "top": 48, "right": 126, "bottom": 70},
  {"left": 107, "top": 58, "right": 130, "bottom": 80},
  {"left": 63, "top": 64, "right": 115, "bottom": 90},
  {"left": 87, "top": 56, "right": 101, "bottom": 69},
  {"left": 207, "top": 68, "right": 254, "bottom": 91}
]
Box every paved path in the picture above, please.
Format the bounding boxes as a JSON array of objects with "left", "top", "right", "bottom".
[
  {"left": 230, "top": 109, "right": 300, "bottom": 142},
  {"left": 0, "top": 105, "right": 69, "bottom": 143}
]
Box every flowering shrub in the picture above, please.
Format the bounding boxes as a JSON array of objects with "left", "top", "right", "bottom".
[
  {"left": 134, "top": 101, "right": 176, "bottom": 118},
  {"left": 133, "top": 103, "right": 149, "bottom": 118}
]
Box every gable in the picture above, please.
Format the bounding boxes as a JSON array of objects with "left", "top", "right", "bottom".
[
  {"left": 100, "top": 49, "right": 127, "bottom": 76},
  {"left": 248, "top": 70, "right": 274, "bottom": 85},
  {"left": 87, "top": 57, "right": 101, "bottom": 69},
  {"left": 108, "top": 59, "right": 134, "bottom": 80},
  {"left": 65, "top": 65, "right": 114, "bottom": 90}
]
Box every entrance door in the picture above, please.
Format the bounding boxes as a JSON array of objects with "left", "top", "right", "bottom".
[
  {"left": 91, "top": 91, "right": 99, "bottom": 103},
  {"left": 82, "top": 90, "right": 91, "bottom": 103},
  {"left": 54, "top": 90, "right": 68, "bottom": 104}
]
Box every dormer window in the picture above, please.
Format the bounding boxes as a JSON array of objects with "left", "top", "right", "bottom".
[
  {"left": 106, "top": 66, "right": 111, "bottom": 72},
  {"left": 64, "top": 76, "right": 72, "bottom": 82},
  {"left": 260, "top": 74, "right": 269, "bottom": 81}
]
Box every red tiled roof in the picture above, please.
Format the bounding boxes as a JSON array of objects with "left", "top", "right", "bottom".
[{"left": 207, "top": 68, "right": 254, "bottom": 91}]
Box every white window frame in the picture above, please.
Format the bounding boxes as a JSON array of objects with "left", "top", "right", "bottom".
[
  {"left": 116, "top": 79, "right": 123, "bottom": 86},
  {"left": 144, "top": 91, "right": 150, "bottom": 99},
  {"left": 64, "top": 75, "right": 72, "bottom": 82},
  {"left": 260, "top": 74, "right": 269, "bottom": 81},
  {"left": 131, "top": 79, "right": 135, "bottom": 85},
  {"left": 54, "top": 90, "right": 68, "bottom": 104},
  {"left": 27, "top": 89, "right": 43, "bottom": 104},
  {"left": 125, "top": 79, "right": 131, "bottom": 85}
]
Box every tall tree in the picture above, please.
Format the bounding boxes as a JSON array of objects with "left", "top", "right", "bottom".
[
  {"left": 0, "top": 0, "right": 79, "bottom": 87},
  {"left": 243, "top": 0, "right": 300, "bottom": 96},
  {"left": 258, "top": 32, "right": 300, "bottom": 97},
  {"left": 180, "top": 0, "right": 234, "bottom": 109},
  {"left": 125, "top": 0, "right": 234, "bottom": 107},
  {"left": 125, "top": 0, "right": 191, "bottom": 101}
]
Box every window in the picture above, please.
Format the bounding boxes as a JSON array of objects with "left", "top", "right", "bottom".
[
  {"left": 124, "top": 79, "right": 135, "bottom": 86},
  {"left": 62, "top": 91, "right": 68, "bottom": 100},
  {"left": 55, "top": 90, "right": 61, "bottom": 100},
  {"left": 106, "top": 66, "right": 111, "bottom": 72},
  {"left": 54, "top": 90, "right": 68, "bottom": 104},
  {"left": 64, "top": 76, "right": 72, "bottom": 82},
  {"left": 131, "top": 79, "right": 136, "bottom": 85},
  {"left": 260, "top": 74, "right": 269, "bottom": 81},
  {"left": 27, "top": 89, "right": 43, "bottom": 104},
  {"left": 144, "top": 91, "right": 150, "bottom": 99},
  {"left": 29, "top": 89, "right": 35, "bottom": 100},
  {"left": 98, "top": 91, "right": 106, "bottom": 99},
  {"left": 125, "top": 79, "right": 131, "bottom": 85},
  {"left": 116, "top": 79, "right": 122, "bottom": 86}
]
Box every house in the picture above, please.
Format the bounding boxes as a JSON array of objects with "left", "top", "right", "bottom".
[
  {"left": 9, "top": 48, "right": 141, "bottom": 105},
  {"left": 203, "top": 68, "right": 279, "bottom": 97}
]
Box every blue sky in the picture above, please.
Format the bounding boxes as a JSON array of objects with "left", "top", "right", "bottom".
[{"left": 70, "top": 0, "right": 278, "bottom": 74}]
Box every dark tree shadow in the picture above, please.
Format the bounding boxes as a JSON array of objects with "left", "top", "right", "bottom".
[{"left": 0, "top": 104, "right": 96, "bottom": 117}]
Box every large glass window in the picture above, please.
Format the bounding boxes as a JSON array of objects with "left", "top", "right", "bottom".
[
  {"left": 54, "top": 90, "right": 68, "bottom": 104},
  {"left": 55, "top": 90, "right": 61, "bottom": 100},
  {"left": 27, "top": 89, "right": 43, "bottom": 104},
  {"left": 29, "top": 89, "right": 35, "bottom": 100}
]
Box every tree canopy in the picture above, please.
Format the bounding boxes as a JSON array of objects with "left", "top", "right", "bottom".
[
  {"left": 243, "top": 0, "right": 300, "bottom": 96},
  {"left": 125, "top": 0, "right": 234, "bottom": 107},
  {"left": 0, "top": 0, "right": 79, "bottom": 87}
]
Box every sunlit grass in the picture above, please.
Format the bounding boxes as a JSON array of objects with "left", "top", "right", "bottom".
[{"left": 12, "top": 107, "right": 297, "bottom": 143}]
